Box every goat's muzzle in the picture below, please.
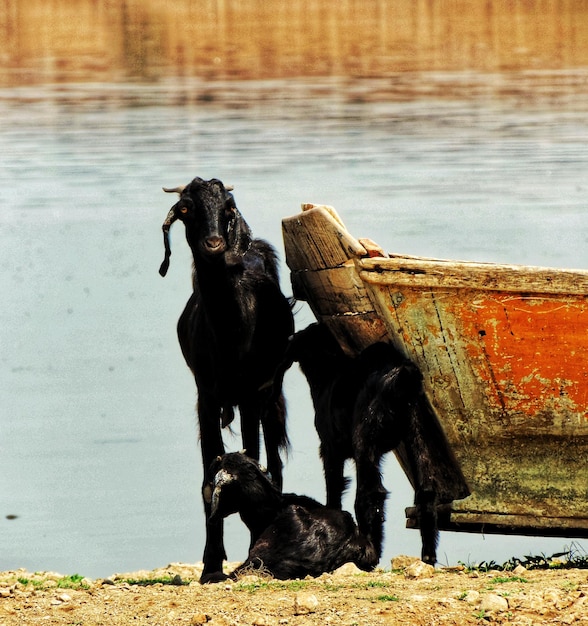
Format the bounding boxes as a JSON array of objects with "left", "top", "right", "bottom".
[
  {"left": 203, "top": 235, "right": 227, "bottom": 256},
  {"left": 159, "top": 207, "right": 177, "bottom": 277}
]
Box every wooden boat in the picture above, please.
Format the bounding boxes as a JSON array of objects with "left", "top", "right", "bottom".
[{"left": 282, "top": 204, "right": 588, "bottom": 538}]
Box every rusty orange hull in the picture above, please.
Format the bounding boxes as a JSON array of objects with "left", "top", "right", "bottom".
[{"left": 283, "top": 204, "right": 588, "bottom": 536}]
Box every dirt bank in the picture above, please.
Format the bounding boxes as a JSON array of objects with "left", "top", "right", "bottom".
[{"left": 1, "top": 558, "right": 587, "bottom": 625}]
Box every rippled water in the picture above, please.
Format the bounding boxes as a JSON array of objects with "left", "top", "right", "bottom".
[{"left": 1, "top": 77, "right": 587, "bottom": 577}]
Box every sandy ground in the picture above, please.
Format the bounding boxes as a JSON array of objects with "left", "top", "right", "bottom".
[{"left": 1, "top": 558, "right": 587, "bottom": 625}]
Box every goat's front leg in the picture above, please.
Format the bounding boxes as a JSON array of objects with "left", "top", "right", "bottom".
[
  {"left": 354, "top": 456, "right": 388, "bottom": 560},
  {"left": 198, "top": 398, "right": 228, "bottom": 584},
  {"left": 320, "top": 444, "right": 347, "bottom": 510}
]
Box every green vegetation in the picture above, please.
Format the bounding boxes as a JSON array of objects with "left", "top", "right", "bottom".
[
  {"left": 376, "top": 594, "right": 400, "bottom": 602},
  {"left": 235, "top": 579, "right": 310, "bottom": 593},
  {"left": 57, "top": 574, "right": 88, "bottom": 589},
  {"left": 123, "top": 574, "right": 187, "bottom": 587},
  {"left": 474, "top": 609, "right": 490, "bottom": 621},
  {"left": 460, "top": 543, "right": 588, "bottom": 572},
  {"left": 13, "top": 573, "right": 90, "bottom": 590}
]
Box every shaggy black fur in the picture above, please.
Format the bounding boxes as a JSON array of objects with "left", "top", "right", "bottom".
[
  {"left": 273, "top": 323, "right": 469, "bottom": 565},
  {"left": 209, "top": 452, "right": 378, "bottom": 579},
  {"left": 159, "top": 178, "right": 294, "bottom": 582}
]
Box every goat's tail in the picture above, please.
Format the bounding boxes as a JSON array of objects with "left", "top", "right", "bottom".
[{"left": 265, "top": 391, "right": 289, "bottom": 452}]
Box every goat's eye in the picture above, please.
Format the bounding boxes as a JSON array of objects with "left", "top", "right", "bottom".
[{"left": 180, "top": 206, "right": 188, "bottom": 214}]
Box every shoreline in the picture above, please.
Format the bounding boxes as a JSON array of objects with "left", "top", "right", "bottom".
[{"left": 1, "top": 559, "right": 587, "bottom": 625}]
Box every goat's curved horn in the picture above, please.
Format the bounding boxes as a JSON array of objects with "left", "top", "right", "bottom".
[
  {"left": 225, "top": 185, "right": 234, "bottom": 191},
  {"left": 162, "top": 185, "right": 186, "bottom": 194}
]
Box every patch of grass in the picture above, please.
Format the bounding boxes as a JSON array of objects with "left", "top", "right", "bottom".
[
  {"left": 235, "top": 579, "right": 310, "bottom": 593},
  {"left": 15, "top": 574, "right": 89, "bottom": 590},
  {"left": 359, "top": 580, "right": 390, "bottom": 589},
  {"left": 562, "top": 580, "right": 580, "bottom": 592},
  {"left": 376, "top": 594, "right": 399, "bottom": 602},
  {"left": 488, "top": 575, "right": 528, "bottom": 585},
  {"left": 474, "top": 609, "right": 490, "bottom": 621},
  {"left": 124, "top": 575, "right": 187, "bottom": 587},
  {"left": 57, "top": 574, "right": 90, "bottom": 590}
]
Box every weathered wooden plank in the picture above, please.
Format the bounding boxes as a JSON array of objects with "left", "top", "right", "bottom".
[
  {"left": 359, "top": 256, "right": 588, "bottom": 295},
  {"left": 283, "top": 204, "right": 366, "bottom": 271}
]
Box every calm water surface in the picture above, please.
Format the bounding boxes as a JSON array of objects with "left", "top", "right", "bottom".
[{"left": 1, "top": 77, "right": 587, "bottom": 577}]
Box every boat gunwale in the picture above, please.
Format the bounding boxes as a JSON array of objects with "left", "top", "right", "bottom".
[{"left": 358, "top": 255, "right": 588, "bottom": 296}]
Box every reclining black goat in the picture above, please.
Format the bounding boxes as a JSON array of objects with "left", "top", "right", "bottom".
[
  {"left": 209, "top": 452, "right": 378, "bottom": 580},
  {"left": 158, "top": 177, "right": 294, "bottom": 582},
  {"left": 273, "top": 323, "right": 469, "bottom": 566}
]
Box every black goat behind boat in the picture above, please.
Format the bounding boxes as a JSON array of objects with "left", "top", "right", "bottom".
[
  {"left": 210, "top": 452, "right": 378, "bottom": 580},
  {"left": 273, "top": 323, "right": 469, "bottom": 566},
  {"left": 159, "top": 177, "right": 294, "bottom": 583}
]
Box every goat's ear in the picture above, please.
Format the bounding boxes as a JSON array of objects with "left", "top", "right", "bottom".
[{"left": 159, "top": 207, "right": 177, "bottom": 277}]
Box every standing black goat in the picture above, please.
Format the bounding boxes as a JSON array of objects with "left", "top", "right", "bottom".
[
  {"left": 273, "top": 323, "right": 469, "bottom": 565},
  {"left": 209, "top": 452, "right": 378, "bottom": 580},
  {"left": 159, "top": 177, "right": 294, "bottom": 583}
]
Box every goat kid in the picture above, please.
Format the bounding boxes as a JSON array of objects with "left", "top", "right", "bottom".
[
  {"left": 209, "top": 452, "right": 378, "bottom": 580},
  {"left": 273, "top": 323, "right": 469, "bottom": 566},
  {"left": 159, "top": 177, "right": 294, "bottom": 582}
]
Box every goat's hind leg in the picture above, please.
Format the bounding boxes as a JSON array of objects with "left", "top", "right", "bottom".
[
  {"left": 321, "top": 445, "right": 347, "bottom": 510},
  {"left": 415, "top": 488, "right": 438, "bottom": 565},
  {"left": 354, "top": 457, "right": 388, "bottom": 560}
]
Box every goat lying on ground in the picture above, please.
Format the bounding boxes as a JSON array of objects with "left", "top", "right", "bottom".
[
  {"left": 273, "top": 323, "right": 469, "bottom": 565},
  {"left": 209, "top": 452, "right": 378, "bottom": 580},
  {"left": 159, "top": 177, "right": 294, "bottom": 583}
]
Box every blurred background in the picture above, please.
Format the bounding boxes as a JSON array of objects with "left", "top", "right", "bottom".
[{"left": 1, "top": 0, "right": 587, "bottom": 578}]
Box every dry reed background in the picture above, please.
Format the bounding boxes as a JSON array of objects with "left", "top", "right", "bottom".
[{"left": 2, "top": 0, "right": 588, "bottom": 89}]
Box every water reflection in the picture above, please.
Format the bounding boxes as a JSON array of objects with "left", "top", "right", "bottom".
[
  {"left": 3, "top": 0, "right": 588, "bottom": 86},
  {"left": 1, "top": 65, "right": 587, "bottom": 576}
]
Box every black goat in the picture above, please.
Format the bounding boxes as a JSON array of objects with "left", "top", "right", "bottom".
[
  {"left": 209, "top": 452, "right": 378, "bottom": 580},
  {"left": 273, "top": 323, "right": 469, "bottom": 565},
  {"left": 159, "top": 177, "right": 294, "bottom": 583}
]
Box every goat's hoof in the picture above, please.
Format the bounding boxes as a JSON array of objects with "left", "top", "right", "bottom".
[{"left": 200, "top": 571, "right": 229, "bottom": 584}]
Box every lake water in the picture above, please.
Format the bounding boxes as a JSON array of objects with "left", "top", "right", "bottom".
[{"left": 1, "top": 75, "right": 587, "bottom": 578}]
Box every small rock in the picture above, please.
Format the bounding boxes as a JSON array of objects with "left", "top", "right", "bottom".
[
  {"left": 404, "top": 561, "right": 435, "bottom": 579},
  {"left": 294, "top": 592, "right": 319, "bottom": 615},
  {"left": 57, "top": 593, "right": 72, "bottom": 603},
  {"left": 512, "top": 564, "right": 527, "bottom": 576},
  {"left": 410, "top": 594, "right": 427, "bottom": 602},
  {"left": 191, "top": 613, "right": 210, "bottom": 625},
  {"left": 333, "top": 562, "right": 362, "bottom": 576},
  {"left": 481, "top": 593, "right": 509, "bottom": 612},
  {"left": 543, "top": 589, "right": 561, "bottom": 605},
  {"left": 252, "top": 616, "right": 270, "bottom": 626},
  {"left": 0, "top": 588, "right": 12, "bottom": 598},
  {"left": 461, "top": 590, "right": 480, "bottom": 605},
  {"left": 391, "top": 555, "right": 421, "bottom": 570}
]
